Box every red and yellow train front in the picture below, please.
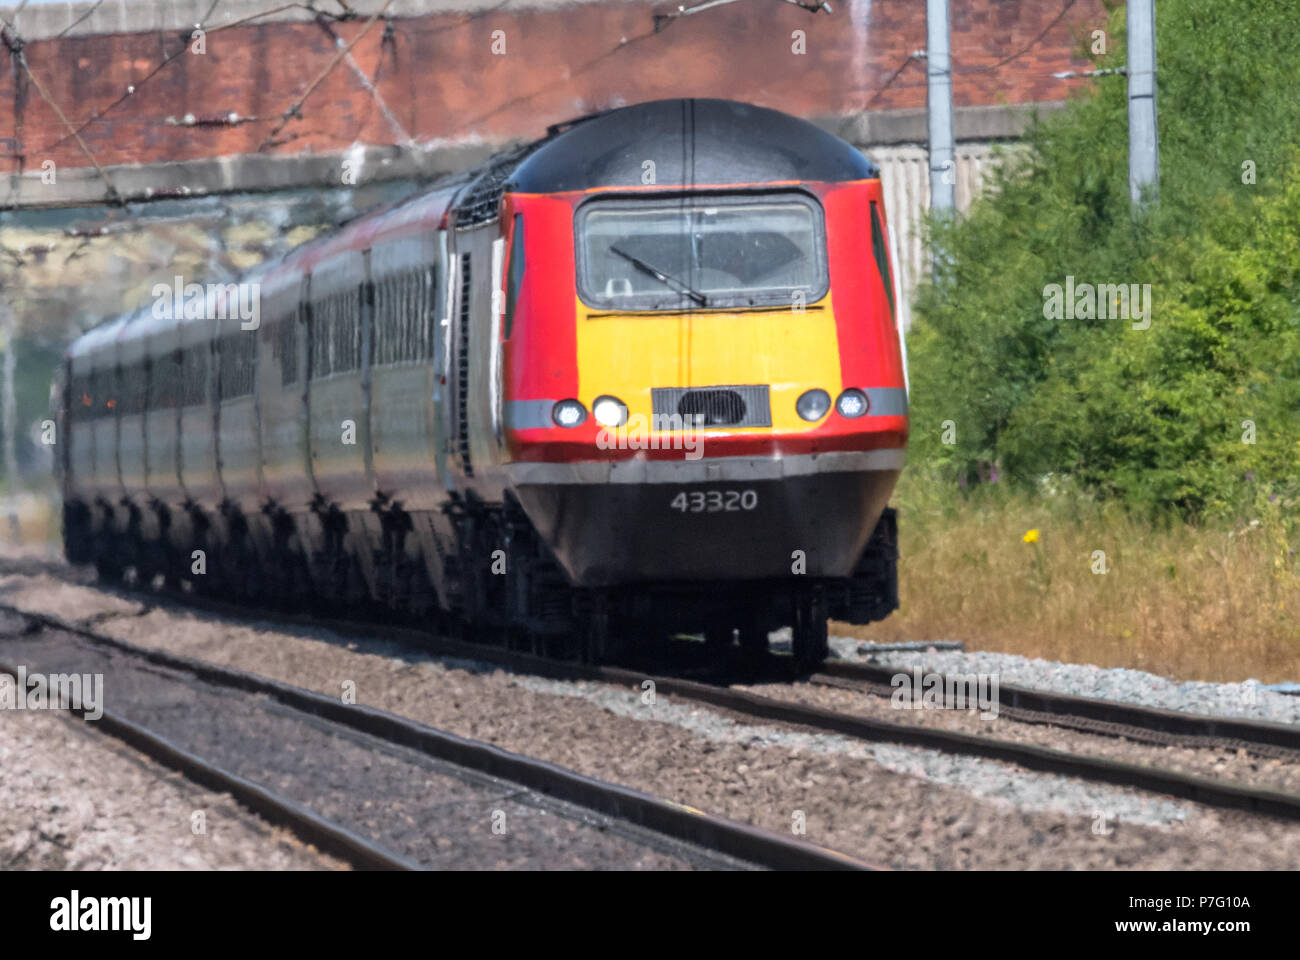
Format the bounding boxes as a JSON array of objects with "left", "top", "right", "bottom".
[{"left": 500, "top": 178, "right": 907, "bottom": 588}]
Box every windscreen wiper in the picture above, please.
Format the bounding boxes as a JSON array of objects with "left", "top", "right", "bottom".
[{"left": 609, "top": 245, "right": 709, "bottom": 306}]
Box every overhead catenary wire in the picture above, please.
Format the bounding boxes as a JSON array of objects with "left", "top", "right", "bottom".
[
  {"left": 1052, "top": 67, "right": 1124, "bottom": 79},
  {"left": 3, "top": 0, "right": 1101, "bottom": 202},
  {"left": 257, "top": 0, "right": 395, "bottom": 152},
  {"left": 25, "top": 0, "right": 350, "bottom": 156},
  {"left": 653, "top": 0, "right": 830, "bottom": 32},
  {"left": 384, "top": 0, "right": 512, "bottom": 38},
  {"left": 860, "top": 51, "right": 924, "bottom": 110},
  {"left": 9, "top": 0, "right": 1077, "bottom": 164},
  {"left": 960, "top": 0, "right": 1078, "bottom": 75},
  {"left": 6, "top": 0, "right": 531, "bottom": 172},
  {"left": 57, "top": 0, "right": 109, "bottom": 39},
  {"left": 311, "top": 10, "right": 414, "bottom": 150},
  {"left": 850, "top": 0, "right": 1084, "bottom": 102},
  {"left": 0, "top": 15, "right": 122, "bottom": 203},
  {"left": 469, "top": 0, "right": 837, "bottom": 129}
]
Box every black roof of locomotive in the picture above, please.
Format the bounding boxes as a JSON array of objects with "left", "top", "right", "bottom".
[{"left": 505, "top": 98, "right": 879, "bottom": 194}]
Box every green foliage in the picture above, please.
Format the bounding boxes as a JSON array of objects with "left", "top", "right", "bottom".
[
  {"left": 907, "top": 0, "right": 1300, "bottom": 519},
  {"left": 0, "top": 338, "right": 63, "bottom": 489}
]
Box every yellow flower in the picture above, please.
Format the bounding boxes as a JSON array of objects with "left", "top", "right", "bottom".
[{"left": 1022, "top": 529, "right": 1040, "bottom": 544}]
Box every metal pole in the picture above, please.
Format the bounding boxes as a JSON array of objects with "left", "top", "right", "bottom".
[
  {"left": 926, "top": 0, "right": 955, "bottom": 220},
  {"left": 0, "top": 297, "right": 20, "bottom": 545},
  {"left": 1127, "top": 0, "right": 1159, "bottom": 207}
]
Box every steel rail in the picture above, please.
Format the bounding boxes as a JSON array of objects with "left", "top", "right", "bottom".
[
  {"left": 0, "top": 604, "right": 875, "bottom": 871},
  {"left": 592, "top": 662, "right": 1300, "bottom": 823},
  {"left": 815, "top": 658, "right": 1300, "bottom": 756},
  {"left": 11, "top": 558, "right": 1300, "bottom": 827},
  {"left": 47, "top": 553, "right": 1299, "bottom": 760},
  {"left": 18, "top": 593, "right": 1300, "bottom": 826},
  {"left": 0, "top": 657, "right": 417, "bottom": 871}
]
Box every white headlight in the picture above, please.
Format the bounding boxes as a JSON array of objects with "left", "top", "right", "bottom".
[
  {"left": 836, "top": 388, "right": 869, "bottom": 418},
  {"left": 592, "top": 395, "right": 628, "bottom": 428},
  {"left": 551, "top": 399, "right": 587, "bottom": 428}
]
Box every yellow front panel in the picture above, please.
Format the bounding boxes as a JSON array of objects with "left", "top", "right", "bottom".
[{"left": 575, "top": 295, "right": 842, "bottom": 432}]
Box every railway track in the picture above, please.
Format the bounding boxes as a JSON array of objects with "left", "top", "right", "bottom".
[
  {"left": 30, "top": 555, "right": 1296, "bottom": 761},
  {"left": 0, "top": 650, "right": 417, "bottom": 871},
  {"left": 811, "top": 658, "right": 1300, "bottom": 758},
  {"left": 0, "top": 604, "right": 871, "bottom": 871},
  {"left": 8, "top": 556, "right": 1300, "bottom": 831}
]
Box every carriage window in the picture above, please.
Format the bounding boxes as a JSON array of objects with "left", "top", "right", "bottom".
[
  {"left": 181, "top": 345, "right": 208, "bottom": 407},
  {"left": 134, "top": 360, "right": 148, "bottom": 415},
  {"left": 272, "top": 310, "right": 298, "bottom": 385},
  {"left": 124, "top": 360, "right": 147, "bottom": 415},
  {"left": 71, "top": 371, "right": 94, "bottom": 422},
  {"left": 870, "top": 201, "right": 896, "bottom": 326},
  {"left": 504, "top": 215, "right": 524, "bottom": 338},
  {"left": 310, "top": 288, "right": 362, "bottom": 379},
  {"left": 576, "top": 194, "right": 826, "bottom": 311},
  {"left": 94, "top": 368, "right": 117, "bottom": 415},
  {"left": 374, "top": 276, "right": 392, "bottom": 366},
  {"left": 149, "top": 350, "right": 181, "bottom": 411},
  {"left": 219, "top": 333, "right": 256, "bottom": 400},
  {"left": 373, "top": 267, "right": 436, "bottom": 367},
  {"left": 333, "top": 290, "right": 362, "bottom": 373}
]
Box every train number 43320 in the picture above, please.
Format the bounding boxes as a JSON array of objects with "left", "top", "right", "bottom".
[{"left": 669, "top": 490, "right": 758, "bottom": 513}]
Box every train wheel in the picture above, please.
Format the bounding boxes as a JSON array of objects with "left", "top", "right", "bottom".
[
  {"left": 738, "top": 621, "right": 769, "bottom": 660},
  {"left": 539, "top": 629, "right": 575, "bottom": 660},
  {"left": 579, "top": 591, "right": 627, "bottom": 664},
  {"left": 704, "top": 623, "right": 735, "bottom": 654},
  {"left": 94, "top": 552, "right": 123, "bottom": 584},
  {"left": 622, "top": 620, "right": 664, "bottom": 663},
  {"left": 240, "top": 544, "right": 266, "bottom": 604},
  {"left": 792, "top": 590, "right": 829, "bottom": 670},
  {"left": 581, "top": 593, "right": 610, "bottom": 663},
  {"left": 288, "top": 543, "right": 315, "bottom": 609}
]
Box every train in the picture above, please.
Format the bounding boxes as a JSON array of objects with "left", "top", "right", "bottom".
[{"left": 56, "top": 98, "right": 908, "bottom": 666}]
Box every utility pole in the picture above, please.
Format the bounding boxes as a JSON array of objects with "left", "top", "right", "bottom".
[
  {"left": 926, "top": 0, "right": 955, "bottom": 221},
  {"left": 1127, "top": 0, "right": 1159, "bottom": 207},
  {"left": 926, "top": 0, "right": 955, "bottom": 276},
  {"left": 0, "top": 294, "right": 20, "bottom": 545}
]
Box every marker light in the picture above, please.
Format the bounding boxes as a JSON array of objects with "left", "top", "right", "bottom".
[
  {"left": 835, "top": 388, "right": 869, "bottom": 418},
  {"left": 796, "top": 389, "right": 832, "bottom": 422},
  {"left": 551, "top": 399, "right": 588, "bottom": 428},
  {"left": 592, "top": 395, "right": 629, "bottom": 428}
]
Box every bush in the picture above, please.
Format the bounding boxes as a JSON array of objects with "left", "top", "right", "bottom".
[{"left": 907, "top": 0, "right": 1300, "bottom": 519}]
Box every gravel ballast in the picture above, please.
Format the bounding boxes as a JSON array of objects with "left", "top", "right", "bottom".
[
  {"left": 0, "top": 624, "right": 717, "bottom": 871},
  {"left": 4, "top": 571, "right": 1300, "bottom": 869},
  {"left": 0, "top": 705, "right": 344, "bottom": 871},
  {"left": 838, "top": 638, "right": 1300, "bottom": 725},
  {"left": 734, "top": 678, "right": 1300, "bottom": 797}
]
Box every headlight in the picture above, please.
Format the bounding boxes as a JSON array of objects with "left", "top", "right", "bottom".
[
  {"left": 551, "top": 399, "right": 587, "bottom": 428},
  {"left": 835, "top": 388, "right": 869, "bottom": 418},
  {"left": 591, "top": 395, "right": 628, "bottom": 428},
  {"left": 796, "top": 388, "right": 831, "bottom": 422}
]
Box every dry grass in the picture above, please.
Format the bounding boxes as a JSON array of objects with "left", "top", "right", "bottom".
[
  {"left": 0, "top": 492, "right": 63, "bottom": 560},
  {"left": 842, "top": 472, "right": 1300, "bottom": 684}
]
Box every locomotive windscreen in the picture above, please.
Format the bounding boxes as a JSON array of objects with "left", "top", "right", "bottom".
[{"left": 576, "top": 194, "right": 827, "bottom": 311}]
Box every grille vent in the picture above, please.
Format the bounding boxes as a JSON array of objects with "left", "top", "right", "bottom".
[{"left": 650, "top": 385, "right": 771, "bottom": 428}]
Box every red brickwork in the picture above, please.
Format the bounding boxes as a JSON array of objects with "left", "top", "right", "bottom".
[{"left": 0, "top": 0, "right": 1107, "bottom": 175}]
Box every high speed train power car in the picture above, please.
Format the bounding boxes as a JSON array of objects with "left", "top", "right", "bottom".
[{"left": 57, "top": 98, "right": 908, "bottom": 665}]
